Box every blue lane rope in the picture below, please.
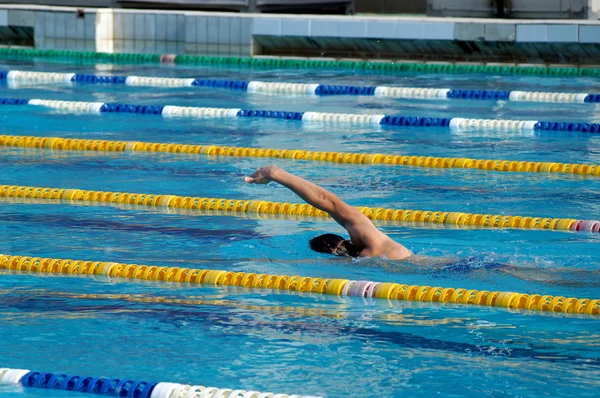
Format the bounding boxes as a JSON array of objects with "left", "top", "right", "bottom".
[
  {"left": 380, "top": 115, "right": 451, "bottom": 127},
  {"left": 1, "top": 96, "right": 600, "bottom": 132},
  {"left": 0, "top": 98, "right": 29, "bottom": 105},
  {"left": 72, "top": 74, "right": 127, "bottom": 84},
  {"left": 101, "top": 103, "right": 165, "bottom": 114},
  {"left": 447, "top": 89, "right": 510, "bottom": 100},
  {"left": 0, "top": 367, "right": 319, "bottom": 398},
  {"left": 19, "top": 371, "right": 157, "bottom": 397},
  {"left": 1, "top": 69, "right": 599, "bottom": 103}
]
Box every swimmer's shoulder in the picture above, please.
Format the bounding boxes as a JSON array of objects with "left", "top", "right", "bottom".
[
  {"left": 374, "top": 240, "right": 413, "bottom": 261},
  {"left": 401, "top": 254, "right": 459, "bottom": 267}
]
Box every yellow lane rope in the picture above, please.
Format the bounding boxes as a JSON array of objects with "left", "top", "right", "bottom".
[
  {"left": 0, "top": 184, "right": 588, "bottom": 232},
  {"left": 1, "top": 134, "right": 599, "bottom": 177},
  {"left": 0, "top": 196, "right": 482, "bottom": 229},
  {"left": 1, "top": 255, "right": 598, "bottom": 316}
]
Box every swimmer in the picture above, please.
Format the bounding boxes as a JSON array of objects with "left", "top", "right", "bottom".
[
  {"left": 244, "top": 165, "right": 413, "bottom": 260},
  {"left": 244, "top": 166, "right": 600, "bottom": 287}
]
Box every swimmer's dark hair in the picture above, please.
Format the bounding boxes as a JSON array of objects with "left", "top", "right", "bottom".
[
  {"left": 309, "top": 233, "right": 361, "bottom": 257},
  {"left": 309, "top": 233, "right": 343, "bottom": 254}
]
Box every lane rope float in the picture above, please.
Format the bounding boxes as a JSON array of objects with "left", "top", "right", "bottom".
[
  {"left": 2, "top": 69, "right": 599, "bottom": 104},
  {"left": 0, "top": 367, "right": 319, "bottom": 398},
  {"left": 0, "top": 196, "right": 491, "bottom": 228},
  {"left": 2, "top": 48, "right": 600, "bottom": 78},
  {"left": 0, "top": 254, "right": 598, "bottom": 316},
  {"left": 1, "top": 184, "right": 599, "bottom": 234},
  {"left": 1, "top": 97, "right": 599, "bottom": 133},
  {"left": 1, "top": 134, "right": 599, "bottom": 178}
]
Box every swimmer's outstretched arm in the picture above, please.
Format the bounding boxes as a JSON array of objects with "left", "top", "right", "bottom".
[
  {"left": 244, "top": 165, "right": 380, "bottom": 247},
  {"left": 244, "top": 165, "right": 357, "bottom": 226}
]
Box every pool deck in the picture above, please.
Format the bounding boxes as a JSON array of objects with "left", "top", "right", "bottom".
[{"left": 1, "top": 4, "right": 600, "bottom": 65}]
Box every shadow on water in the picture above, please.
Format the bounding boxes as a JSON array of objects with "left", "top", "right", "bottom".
[{"left": 0, "top": 211, "right": 264, "bottom": 243}]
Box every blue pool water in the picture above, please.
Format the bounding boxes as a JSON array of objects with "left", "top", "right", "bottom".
[{"left": 0, "top": 58, "right": 599, "bottom": 397}]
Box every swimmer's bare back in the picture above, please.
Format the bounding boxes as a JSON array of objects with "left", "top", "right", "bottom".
[{"left": 244, "top": 165, "right": 413, "bottom": 260}]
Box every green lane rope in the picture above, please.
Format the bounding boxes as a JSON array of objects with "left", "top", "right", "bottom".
[{"left": 1, "top": 48, "right": 598, "bottom": 77}]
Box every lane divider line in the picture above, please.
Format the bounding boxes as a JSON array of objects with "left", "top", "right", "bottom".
[
  {"left": 2, "top": 48, "right": 600, "bottom": 78},
  {"left": 1, "top": 134, "right": 599, "bottom": 178},
  {"left": 1, "top": 254, "right": 598, "bottom": 316},
  {"left": 1, "top": 97, "right": 599, "bottom": 132},
  {"left": 0, "top": 196, "right": 491, "bottom": 228},
  {"left": 0, "top": 367, "right": 319, "bottom": 398},
  {"left": 2, "top": 134, "right": 599, "bottom": 177},
  {"left": 1, "top": 185, "right": 599, "bottom": 234},
  {"left": 3, "top": 69, "right": 599, "bottom": 104}
]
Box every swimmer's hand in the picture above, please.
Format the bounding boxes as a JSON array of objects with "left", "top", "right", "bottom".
[{"left": 244, "top": 165, "right": 280, "bottom": 184}]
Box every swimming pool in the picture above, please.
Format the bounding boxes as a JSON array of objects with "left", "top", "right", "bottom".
[{"left": 0, "top": 56, "right": 599, "bottom": 397}]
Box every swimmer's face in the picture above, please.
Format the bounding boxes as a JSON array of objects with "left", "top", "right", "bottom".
[
  {"left": 309, "top": 234, "right": 361, "bottom": 257},
  {"left": 331, "top": 240, "right": 350, "bottom": 256}
]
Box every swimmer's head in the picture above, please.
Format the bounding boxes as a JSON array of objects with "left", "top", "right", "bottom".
[{"left": 309, "top": 234, "right": 361, "bottom": 257}]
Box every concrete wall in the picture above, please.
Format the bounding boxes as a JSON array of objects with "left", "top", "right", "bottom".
[
  {"left": 428, "top": 0, "right": 598, "bottom": 19},
  {"left": 1, "top": 0, "right": 597, "bottom": 17},
  {"left": 1, "top": 5, "right": 600, "bottom": 65},
  {"left": 0, "top": 6, "right": 253, "bottom": 55},
  {"left": 0, "top": 0, "right": 350, "bottom": 14},
  {"left": 590, "top": 0, "right": 600, "bottom": 18},
  {"left": 355, "top": 0, "right": 426, "bottom": 14},
  {"left": 0, "top": 7, "right": 97, "bottom": 51},
  {"left": 0, "top": 0, "right": 115, "bottom": 8}
]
